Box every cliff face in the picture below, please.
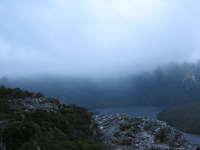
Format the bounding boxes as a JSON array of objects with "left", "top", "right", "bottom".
[{"left": 94, "top": 112, "right": 199, "bottom": 150}]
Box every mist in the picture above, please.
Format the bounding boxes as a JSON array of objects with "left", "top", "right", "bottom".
[{"left": 0, "top": 0, "right": 200, "bottom": 78}]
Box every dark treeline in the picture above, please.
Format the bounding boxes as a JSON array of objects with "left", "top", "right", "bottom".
[{"left": 1, "top": 61, "right": 200, "bottom": 109}]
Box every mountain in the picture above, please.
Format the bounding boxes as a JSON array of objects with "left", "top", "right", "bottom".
[
  {"left": 1, "top": 61, "right": 200, "bottom": 109},
  {"left": 0, "top": 76, "right": 135, "bottom": 109},
  {"left": 0, "top": 86, "right": 199, "bottom": 150},
  {"left": 130, "top": 62, "right": 200, "bottom": 106},
  {"left": 157, "top": 101, "right": 200, "bottom": 134}
]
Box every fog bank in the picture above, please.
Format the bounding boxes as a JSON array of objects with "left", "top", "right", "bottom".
[{"left": 0, "top": 0, "right": 200, "bottom": 78}]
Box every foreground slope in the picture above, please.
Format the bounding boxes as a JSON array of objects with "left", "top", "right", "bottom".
[
  {"left": 94, "top": 113, "right": 199, "bottom": 150},
  {"left": 0, "top": 86, "right": 103, "bottom": 150}
]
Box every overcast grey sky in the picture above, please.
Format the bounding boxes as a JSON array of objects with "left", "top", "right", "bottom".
[{"left": 0, "top": 0, "right": 200, "bottom": 78}]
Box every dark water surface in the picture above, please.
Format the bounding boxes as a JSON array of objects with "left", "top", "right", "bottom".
[{"left": 94, "top": 106, "right": 200, "bottom": 145}]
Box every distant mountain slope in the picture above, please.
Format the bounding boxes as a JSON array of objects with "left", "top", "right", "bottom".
[
  {"left": 1, "top": 61, "right": 200, "bottom": 109},
  {"left": 157, "top": 102, "right": 200, "bottom": 134},
  {"left": 131, "top": 62, "right": 200, "bottom": 106}
]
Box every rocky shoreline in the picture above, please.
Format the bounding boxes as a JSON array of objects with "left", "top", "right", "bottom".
[{"left": 94, "top": 112, "right": 200, "bottom": 150}]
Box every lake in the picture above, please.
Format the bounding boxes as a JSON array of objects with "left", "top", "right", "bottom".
[{"left": 94, "top": 106, "right": 200, "bottom": 145}]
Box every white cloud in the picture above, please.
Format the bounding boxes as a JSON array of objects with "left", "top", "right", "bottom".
[{"left": 0, "top": 0, "right": 200, "bottom": 77}]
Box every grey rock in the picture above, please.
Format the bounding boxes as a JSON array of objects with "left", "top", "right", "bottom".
[
  {"left": 94, "top": 112, "right": 199, "bottom": 150},
  {"left": 10, "top": 97, "right": 62, "bottom": 112}
]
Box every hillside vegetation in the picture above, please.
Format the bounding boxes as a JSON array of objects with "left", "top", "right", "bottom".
[
  {"left": 0, "top": 86, "right": 103, "bottom": 150},
  {"left": 157, "top": 102, "right": 200, "bottom": 134}
]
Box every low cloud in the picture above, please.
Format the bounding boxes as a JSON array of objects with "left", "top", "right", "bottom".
[{"left": 0, "top": 0, "right": 200, "bottom": 78}]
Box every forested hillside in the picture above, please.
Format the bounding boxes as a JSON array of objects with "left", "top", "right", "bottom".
[
  {"left": 1, "top": 61, "right": 200, "bottom": 108},
  {"left": 157, "top": 101, "right": 200, "bottom": 134},
  {"left": 131, "top": 62, "right": 200, "bottom": 106}
]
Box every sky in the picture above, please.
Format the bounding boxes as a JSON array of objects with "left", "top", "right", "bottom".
[{"left": 0, "top": 0, "right": 200, "bottom": 78}]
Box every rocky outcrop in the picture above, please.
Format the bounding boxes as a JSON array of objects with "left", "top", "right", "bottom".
[
  {"left": 9, "top": 97, "right": 62, "bottom": 112},
  {"left": 94, "top": 112, "right": 199, "bottom": 150},
  {"left": 0, "top": 98, "right": 102, "bottom": 150}
]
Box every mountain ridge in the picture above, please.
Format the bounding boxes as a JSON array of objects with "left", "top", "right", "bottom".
[{"left": 1, "top": 61, "right": 200, "bottom": 109}]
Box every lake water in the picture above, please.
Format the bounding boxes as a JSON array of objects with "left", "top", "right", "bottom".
[{"left": 94, "top": 106, "right": 200, "bottom": 145}]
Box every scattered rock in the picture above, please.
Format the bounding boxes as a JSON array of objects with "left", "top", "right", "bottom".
[
  {"left": 94, "top": 112, "right": 199, "bottom": 150},
  {"left": 9, "top": 97, "right": 63, "bottom": 112}
]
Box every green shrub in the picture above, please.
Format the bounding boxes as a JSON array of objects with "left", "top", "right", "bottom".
[{"left": 0, "top": 87, "right": 104, "bottom": 149}]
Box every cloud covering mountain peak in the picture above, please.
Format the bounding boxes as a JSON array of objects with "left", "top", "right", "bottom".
[{"left": 0, "top": 0, "right": 200, "bottom": 77}]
